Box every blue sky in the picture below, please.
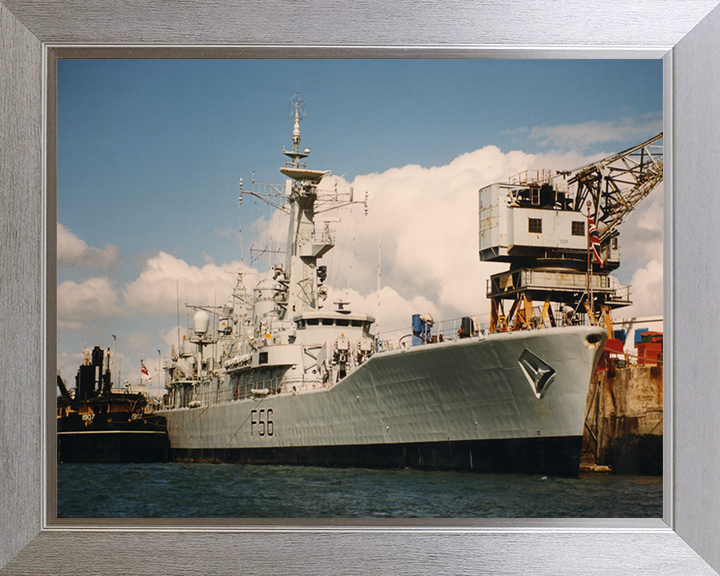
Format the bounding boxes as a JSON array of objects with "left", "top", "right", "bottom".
[{"left": 56, "top": 59, "right": 663, "bottom": 388}]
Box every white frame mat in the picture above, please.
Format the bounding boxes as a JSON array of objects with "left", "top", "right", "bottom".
[{"left": 1, "top": 1, "right": 720, "bottom": 574}]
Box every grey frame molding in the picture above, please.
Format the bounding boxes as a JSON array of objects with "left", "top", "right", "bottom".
[{"left": 2, "top": 1, "right": 720, "bottom": 574}]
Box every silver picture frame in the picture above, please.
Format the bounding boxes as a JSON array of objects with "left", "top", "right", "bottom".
[{"left": 2, "top": 1, "right": 720, "bottom": 573}]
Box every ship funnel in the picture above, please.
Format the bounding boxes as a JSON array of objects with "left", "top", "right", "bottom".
[{"left": 193, "top": 311, "right": 210, "bottom": 335}]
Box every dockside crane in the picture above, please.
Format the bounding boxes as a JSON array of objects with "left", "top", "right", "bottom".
[{"left": 479, "top": 133, "right": 663, "bottom": 334}]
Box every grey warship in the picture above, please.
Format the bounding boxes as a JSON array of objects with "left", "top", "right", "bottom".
[{"left": 158, "top": 94, "right": 611, "bottom": 476}]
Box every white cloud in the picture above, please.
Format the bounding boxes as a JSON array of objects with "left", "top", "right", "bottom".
[
  {"left": 57, "top": 223, "right": 119, "bottom": 268},
  {"left": 615, "top": 183, "right": 663, "bottom": 274},
  {"left": 99, "top": 350, "right": 154, "bottom": 392},
  {"left": 323, "top": 285, "right": 442, "bottom": 338},
  {"left": 122, "top": 331, "right": 156, "bottom": 358},
  {"left": 312, "top": 146, "right": 604, "bottom": 330},
  {"left": 55, "top": 142, "right": 664, "bottom": 397},
  {"left": 56, "top": 347, "right": 150, "bottom": 396},
  {"left": 615, "top": 259, "right": 663, "bottom": 320},
  {"left": 251, "top": 211, "right": 290, "bottom": 265},
  {"left": 57, "top": 277, "right": 122, "bottom": 321},
  {"left": 162, "top": 325, "right": 188, "bottom": 349},
  {"left": 56, "top": 351, "right": 85, "bottom": 384},
  {"left": 123, "top": 251, "right": 257, "bottom": 316},
  {"left": 113, "top": 352, "right": 136, "bottom": 385},
  {"left": 529, "top": 116, "right": 662, "bottom": 151}
]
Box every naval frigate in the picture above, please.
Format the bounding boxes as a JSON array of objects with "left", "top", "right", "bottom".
[{"left": 158, "top": 93, "right": 609, "bottom": 476}]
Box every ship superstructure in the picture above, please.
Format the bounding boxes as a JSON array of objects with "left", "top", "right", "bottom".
[
  {"left": 164, "top": 94, "right": 373, "bottom": 411},
  {"left": 158, "top": 93, "right": 616, "bottom": 476}
]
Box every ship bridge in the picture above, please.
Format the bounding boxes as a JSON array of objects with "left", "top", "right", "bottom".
[{"left": 294, "top": 309, "right": 374, "bottom": 331}]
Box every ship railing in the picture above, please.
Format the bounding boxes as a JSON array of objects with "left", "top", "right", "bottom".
[
  {"left": 605, "top": 283, "right": 632, "bottom": 304},
  {"left": 191, "top": 375, "right": 290, "bottom": 408},
  {"left": 376, "top": 312, "right": 493, "bottom": 351},
  {"left": 508, "top": 169, "right": 553, "bottom": 186},
  {"left": 486, "top": 270, "right": 615, "bottom": 296}
]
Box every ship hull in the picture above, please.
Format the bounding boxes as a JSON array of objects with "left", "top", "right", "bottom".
[
  {"left": 58, "top": 430, "right": 170, "bottom": 463},
  {"left": 162, "top": 326, "right": 605, "bottom": 475},
  {"left": 57, "top": 414, "right": 170, "bottom": 463},
  {"left": 172, "top": 435, "right": 582, "bottom": 476}
]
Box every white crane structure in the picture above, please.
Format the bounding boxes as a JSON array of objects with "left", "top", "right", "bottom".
[{"left": 479, "top": 133, "right": 663, "bottom": 334}]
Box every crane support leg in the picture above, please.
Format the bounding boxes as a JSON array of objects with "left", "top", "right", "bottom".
[
  {"left": 542, "top": 297, "right": 557, "bottom": 328},
  {"left": 491, "top": 299, "right": 508, "bottom": 334},
  {"left": 583, "top": 300, "right": 597, "bottom": 326},
  {"left": 602, "top": 305, "right": 614, "bottom": 337}
]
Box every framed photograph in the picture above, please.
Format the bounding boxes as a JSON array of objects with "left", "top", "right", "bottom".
[
  {"left": 2, "top": 1, "right": 720, "bottom": 574},
  {"left": 52, "top": 56, "right": 665, "bottom": 519}
]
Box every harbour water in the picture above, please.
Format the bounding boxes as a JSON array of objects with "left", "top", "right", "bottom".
[{"left": 57, "top": 463, "right": 662, "bottom": 518}]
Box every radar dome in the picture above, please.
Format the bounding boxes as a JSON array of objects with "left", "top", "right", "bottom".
[{"left": 193, "top": 311, "right": 210, "bottom": 335}]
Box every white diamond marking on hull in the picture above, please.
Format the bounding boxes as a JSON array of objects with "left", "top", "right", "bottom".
[{"left": 518, "top": 348, "right": 557, "bottom": 399}]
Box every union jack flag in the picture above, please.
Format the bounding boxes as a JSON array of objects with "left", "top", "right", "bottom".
[
  {"left": 588, "top": 216, "right": 604, "bottom": 267},
  {"left": 140, "top": 361, "right": 152, "bottom": 382}
]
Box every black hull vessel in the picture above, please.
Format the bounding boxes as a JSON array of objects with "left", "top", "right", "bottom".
[
  {"left": 57, "top": 346, "right": 169, "bottom": 463},
  {"left": 58, "top": 408, "right": 169, "bottom": 464}
]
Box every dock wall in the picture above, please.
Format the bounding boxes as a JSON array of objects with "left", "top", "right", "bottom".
[{"left": 582, "top": 362, "right": 663, "bottom": 475}]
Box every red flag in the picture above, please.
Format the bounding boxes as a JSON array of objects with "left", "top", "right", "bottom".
[
  {"left": 588, "top": 217, "right": 604, "bottom": 267},
  {"left": 141, "top": 361, "right": 152, "bottom": 382}
]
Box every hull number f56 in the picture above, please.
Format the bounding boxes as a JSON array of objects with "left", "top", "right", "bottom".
[{"left": 250, "top": 408, "right": 274, "bottom": 437}]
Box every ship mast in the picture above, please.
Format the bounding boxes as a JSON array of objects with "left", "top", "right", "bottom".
[
  {"left": 237, "top": 92, "right": 368, "bottom": 321},
  {"left": 279, "top": 93, "right": 333, "bottom": 318},
  {"left": 283, "top": 92, "right": 309, "bottom": 170}
]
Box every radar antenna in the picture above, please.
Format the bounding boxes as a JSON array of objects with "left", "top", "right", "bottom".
[{"left": 284, "top": 92, "right": 309, "bottom": 169}]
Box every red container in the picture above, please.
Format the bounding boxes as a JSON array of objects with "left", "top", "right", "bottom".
[
  {"left": 638, "top": 342, "right": 663, "bottom": 365},
  {"left": 604, "top": 338, "right": 625, "bottom": 355}
]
